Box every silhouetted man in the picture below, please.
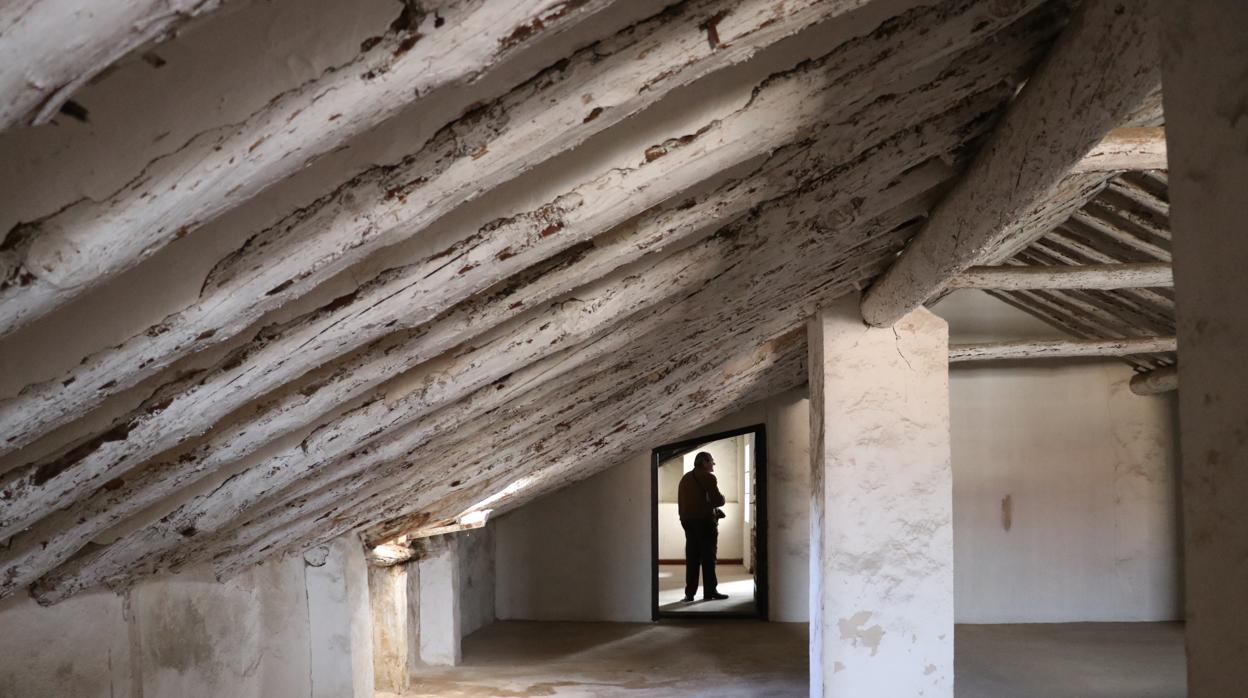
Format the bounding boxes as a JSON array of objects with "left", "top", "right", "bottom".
[{"left": 677, "top": 451, "right": 729, "bottom": 602}]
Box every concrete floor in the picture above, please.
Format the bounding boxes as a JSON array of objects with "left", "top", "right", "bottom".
[
  {"left": 657, "top": 563, "right": 756, "bottom": 615},
  {"left": 957, "top": 622, "right": 1186, "bottom": 698},
  {"left": 391, "top": 621, "right": 1185, "bottom": 698}
]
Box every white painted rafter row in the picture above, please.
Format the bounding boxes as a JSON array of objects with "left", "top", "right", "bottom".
[
  {"left": 0, "top": 0, "right": 614, "bottom": 337},
  {"left": 0, "top": 0, "right": 879, "bottom": 458}
]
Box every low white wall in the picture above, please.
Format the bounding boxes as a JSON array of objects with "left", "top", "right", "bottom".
[
  {"left": 493, "top": 390, "right": 810, "bottom": 622},
  {"left": 0, "top": 534, "right": 374, "bottom": 698}
]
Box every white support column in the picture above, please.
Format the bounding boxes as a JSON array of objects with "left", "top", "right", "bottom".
[
  {"left": 304, "top": 537, "right": 375, "bottom": 698},
  {"left": 1160, "top": 2, "right": 1248, "bottom": 694},
  {"left": 368, "top": 563, "right": 413, "bottom": 694},
  {"left": 807, "top": 296, "right": 953, "bottom": 698},
  {"left": 416, "top": 536, "right": 462, "bottom": 667}
]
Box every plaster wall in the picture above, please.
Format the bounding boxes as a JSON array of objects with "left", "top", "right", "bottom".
[
  {"left": 494, "top": 391, "right": 810, "bottom": 622},
  {"left": 934, "top": 291, "right": 1182, "bottom": 623},
  {"left": 0, "top": 534, "right": 373, "bottom": 698},
  {"left": 457, "top": 525, "right": 497, "bottom": 638},
  {"left": 418, "top": 542, "right": 462, "bottom": 666}
]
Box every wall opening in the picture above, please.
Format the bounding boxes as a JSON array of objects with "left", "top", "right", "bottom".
[{"left": 651, "top": 424, "right": 768, "bottom": 620}]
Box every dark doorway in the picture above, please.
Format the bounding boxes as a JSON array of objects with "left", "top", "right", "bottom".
[{"left": 651, "top": 424, "right": 768, "bottom": 620}]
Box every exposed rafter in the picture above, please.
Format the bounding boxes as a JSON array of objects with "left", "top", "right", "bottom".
[
  {"left": 0, "top": 0, "right": 614, "bottom": 338},
  {"left": 0, "top": 0, "right": 895, "bottom": 459},
  {"left": 949, "top": 336, "right": 1177, "bottom": 362},
  {"left": 949, "top": 263, "right": 1172, "bottom": 290},
  {"left": 0, "top": 0, "right": 227, "bottom": 130},
  {"left": 860, "top": 0, "right": 1162, "bottom": 327},
  {"left": 0, "top": 0, "right": 1093, "bottom": 605},
  {"left": 0, "top": 0, "right": 1054, "bottom": 548}
]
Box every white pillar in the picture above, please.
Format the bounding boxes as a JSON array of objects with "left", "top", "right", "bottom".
[
  {"left": 416, "top": 536, "right": 462, "bottom": 666},
  {"left": 305, "top": 537, "right": 374, "bottom": 698},
  {"left": 1160, "top": 4, "right": 1248, "bottom": 694},
  {"left": 368, "top": 563, "right": 414, "bottom": 693},
  {"left": 807, "top": 297, "right": 953, "bottom": 697}
]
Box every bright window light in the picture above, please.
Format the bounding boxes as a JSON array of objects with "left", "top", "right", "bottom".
[{"left": 457, "top": 476, "right": 532, "bottom": 524}]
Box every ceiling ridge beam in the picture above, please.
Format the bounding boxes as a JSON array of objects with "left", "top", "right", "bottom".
[
  {"left": 0, "top": 0, "right": 614, "bottom": 336},
  {"left": 949, "top": 336, "right": 1177, "bottom": 362},
  {"left": 860, "top": 0, "right": 1163, "bottom": 326},
  {"left": 0, "top": 2, "right": 1054, "bottom": 540}
]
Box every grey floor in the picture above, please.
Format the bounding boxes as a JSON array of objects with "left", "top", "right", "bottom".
[
  {"left": 657, "top": 563, "right": 757, "bottom": 614},
  {"left": 391, "top": 621, "right": 1186, "bottom": 697}
]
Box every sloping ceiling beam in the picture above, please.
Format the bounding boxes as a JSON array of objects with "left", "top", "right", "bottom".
[
  {"left": 948, "top": 262, "right": 1172, "bottom": 290},
  {"left": 0, "top": 0, "right": 1054, "bottom": 549},
  {"left": 0, "top": 0, "right": 227, "bottom": 129},
  {"left": 859, "top": 0, "right": 1162, "bottom": 327},
  {"left": 0, "top": 0, "right": 614, "bottom": 337},
  {"left": 0, "top": 0, "right": 1080, "bottom": 604},
  {"left": 0, "top": 0, "right": 887, "bottom": 459}
]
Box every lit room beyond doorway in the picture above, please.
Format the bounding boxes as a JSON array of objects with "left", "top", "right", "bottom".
[{"left": 651, "top": 425, "right": 768, "bottom": 620}]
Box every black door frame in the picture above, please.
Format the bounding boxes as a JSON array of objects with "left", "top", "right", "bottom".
[{"left": 650, "top": 423, "right": 769, "bottom": 621}]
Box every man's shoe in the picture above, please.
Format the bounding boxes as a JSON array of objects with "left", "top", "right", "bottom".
[
  {"left": 681, "top": 595, "right": 695, "bottom": 603},
  {"left": 703, "top": 592, "right": 729, "bottom": 601}
]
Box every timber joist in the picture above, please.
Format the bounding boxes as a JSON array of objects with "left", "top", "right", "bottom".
[
  {"left": 0, "top": 0, "right": 1061, "bottom": 585},
  {"left": 0, "top": 0, "right": 875, "bottom": 458},
  {"left": 2, "top": 0, "right": 1182, "bottom": 604}
]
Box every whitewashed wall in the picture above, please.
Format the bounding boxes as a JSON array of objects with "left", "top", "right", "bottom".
[
  {"left": 935, "top": 291, "right": 1182, "bottom": 623},
  {"left": 457, "top": 526, "right": 497, "bottom": 638},
  {"left": 0, "top": 534, "right": 373, "bottom": 698},
  {"left": 493, "top": 390, "right": 810, "bottom": 622}
]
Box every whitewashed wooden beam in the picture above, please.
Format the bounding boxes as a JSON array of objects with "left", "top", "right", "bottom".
[
  {"left": 1129, "top": 365, "right": 1178, "bottom": 395},
  {"left": 0, "top": 52, "right": 1011, "bottom": 600},
  {"left": 0, "top": 0, "right": 899, "bottom": 457},
  {"left": 0, "top": 0, "right": 1053, "bottom": 542},
  {"left": 19, "top": 2, "right": 1073, "bottom": 601},
  {"left": 0, "top": 0, "right": 617, "bottom": 337},
  {"left": 27, "top": 118, "right": 951, "bottom": 602},
  {"left": 860, "top": 0, "right": 1163, "bottom": 327},
  {"left": 949, "top": 263, "right": 1173, "bottom": 290},
  {"left": 0, "top": 0, "right": 227, "bottom": 130},
  {"left": 210, "top": 324, "right": 810, "bottom": 585},
  {"left": 949, "top": 336, "right": 1177, "bottom": 362},
  {"left": 364, "top": 542, "right": 416, "bottom": 568},
  {"left": 1071, "top": 127, "right": 1167, "bottom": 173},
  {"left": 16, "top": 122, "right": 952, "bottom": 602}
]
